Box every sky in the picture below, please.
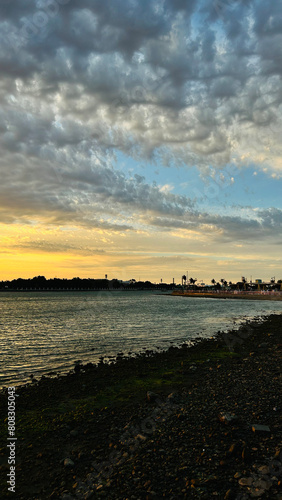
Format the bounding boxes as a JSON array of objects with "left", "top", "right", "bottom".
[{"left": 0, "top": 0, "right": 282, "bottom": 283}]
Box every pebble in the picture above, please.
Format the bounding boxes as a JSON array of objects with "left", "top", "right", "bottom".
[
  {"left": 227, "top": 442, "right": 242, "bottom": 457},
  {"left": 64, "top": 458, "right": 74, "bottom": 467},
  {"left": 167, "top": 392, "right": 178, "bottom": 401},
  {"left": 259, "top": 342, "right": 269, "bottom": 348},
  {"left": 135, "top": 434, "right": 147, "bottom": 441},
  {"left": 189, "top": 364, "right": 197, "bottom": 371},
  {"left": 84, "top": 492, "right": 94, "bottom": 499},
  {"left": 253, "top": 479, "right": 272, "bottom": 490},
  {"left": 219, "top": 412, "right": 238, "bottom": 424},
  {"left": 224, "top": 489, "right": 237, "bottom": 499},
  {"left": 257, "top": 465, "right": 270, "bottom": 475},
  {"left": 251, "top": 424, "right": 271, "bottom": 433},
  {"left": 70, "top": 429, "right": 79, "bottom": 437},
  {"left": 250, "top": 488, "right": 265, "bottom": 498},
  {"left": 147, "top": 391, "right": 161, "bottom": 403},
  {"left": 239, "top": 477, "right": 253, "bottom": 486}
]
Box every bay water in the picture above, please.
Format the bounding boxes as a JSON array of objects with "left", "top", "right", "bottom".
[{"left": 1, "top": 291, "right": 282, "bottom": 387}]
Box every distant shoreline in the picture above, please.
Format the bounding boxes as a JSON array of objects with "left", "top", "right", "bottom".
[
  {"left": 0, "top": 288, "right": 169, "bottom": 293},
  {"left": 171, "top": 291, "right": 282, "bottom": 301}
]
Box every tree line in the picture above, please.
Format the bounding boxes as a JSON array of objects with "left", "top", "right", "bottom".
[{"left": 0, "top": 276, "right": 177, "bottom": 291}]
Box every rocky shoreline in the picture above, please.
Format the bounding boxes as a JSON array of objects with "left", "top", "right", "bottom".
[{"left": 0, "top": 314, "right": 282, "bottom": 499}]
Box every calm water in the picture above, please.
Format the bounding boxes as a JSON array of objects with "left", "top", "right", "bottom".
[{"left": 1, "top": 291, "right": 282, "bottom": 387}]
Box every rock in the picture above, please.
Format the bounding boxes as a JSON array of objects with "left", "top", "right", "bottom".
[
  {"left": 74, "top": 363, "right": 81, "bottom": 374},
  {"left": 257, "top": 465, "right": 270, "bottom": 475},
  {"left": 219, "top": 412, "right": 238, "bottom": 425},
  {"left": 249, "top": 488, "right": 265, "bottom": 498},
  {"left": 234, "top": 472, "right": 242, "bottom": 479},
  {"left": 259, "top": 342, "right": 268, "bottom": 348},
  {"left": 242, "top": 444, "right": 251, "bottom": 463},
  {"left": 253, "top": 479, "right": 272, "bottom": 490},
  {"left": 64, "top": 458, "right": 74, "bottom": 467},
  {"left": 268, "top": 459, "right": 282, "bottom": 476},
  {"left": 227, "top": 442, "right": 242, "bottom": 458},
  {"left": 147, "top": 391, "right": 161, "bottom": 403},
  {"left": 84, "top": 492, "right": 94, "bottom": 499},
  {"left": 70, "top": 430, "right": 79, "bottom": 437},
  {"left": 251, "top": 424, "right": 271, "bottom": 433},
  {"left": 135, "top": 434, "right": 147, "bottom": 441},
  {"left": 167, "top": 392, "right": 178, "bottom": 401},
  {"left": 224, "top": 489, "right": 237, "bottom": 499},
  {"left": 189, "top": 364, "right": 197, "bottom": 371},
  {"left": 238, "top": 477, "right": 253, "bottom": 486}
]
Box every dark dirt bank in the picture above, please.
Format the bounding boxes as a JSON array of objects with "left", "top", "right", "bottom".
[{"left": 0, "top": 314, "right": 281, "bottom": 499}]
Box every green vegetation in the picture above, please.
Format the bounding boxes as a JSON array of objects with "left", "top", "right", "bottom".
[{"left": 0, "top": 341, "right": 240, "bottom": 448}]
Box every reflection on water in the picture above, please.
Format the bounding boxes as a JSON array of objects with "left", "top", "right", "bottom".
[{"left": 1, "top": 291, "right": 282, "bottom": 386}]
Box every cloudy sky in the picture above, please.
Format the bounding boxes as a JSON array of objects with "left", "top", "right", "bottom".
[{"left": 0, "top": 0, "right": 282, "bottom": 283}]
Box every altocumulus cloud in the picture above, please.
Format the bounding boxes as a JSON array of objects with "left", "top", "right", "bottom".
[{"left": 0, "top": 0, "right": 281, "bottom": 240}]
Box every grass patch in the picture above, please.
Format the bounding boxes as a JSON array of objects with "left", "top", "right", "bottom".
[{"left": 0, "top": 344, "right": 242, "bottom": 444}]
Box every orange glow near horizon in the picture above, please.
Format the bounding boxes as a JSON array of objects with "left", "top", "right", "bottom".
[
  {"left": 0, "top": 249, "right": 112, "bottom": 281},
  {"left": 1, "top": 222, "right": 282, "bottom": 283}
]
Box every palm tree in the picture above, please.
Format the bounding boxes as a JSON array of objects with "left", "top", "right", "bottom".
[
  {"left": 182, "top": 275, "right": 186, "bottom": 287},
  {"left": 189, "top": 277, "right": 197, "bottom": 290},
  {"left": 220, "top": 279, "right": 227, "bottom": 290},
  {"left": 211, "top": 279, "right": 216, "bottom": 287}
]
